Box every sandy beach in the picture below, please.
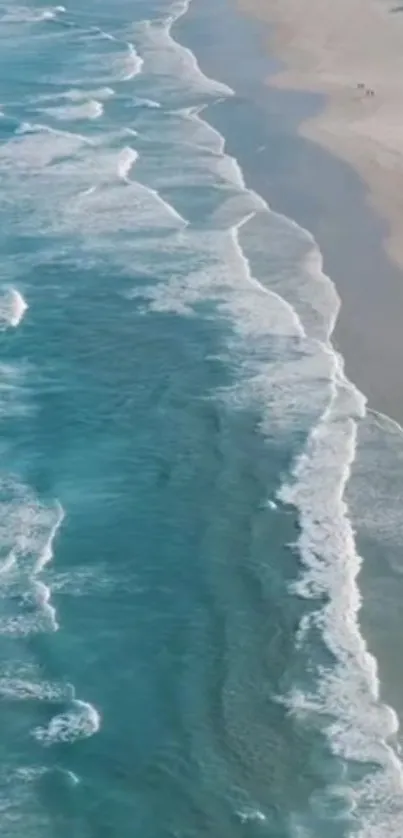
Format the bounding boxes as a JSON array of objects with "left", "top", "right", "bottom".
[{"left": 237, "top": 0, "right": 403, "bottom": 270}]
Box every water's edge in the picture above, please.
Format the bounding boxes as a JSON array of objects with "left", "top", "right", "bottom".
[
  {"left": 179, "top": 0, "right": 403, "bottom": 427},
  {"left": 176, "top": 0, "right": 403, "bottom": 834}
]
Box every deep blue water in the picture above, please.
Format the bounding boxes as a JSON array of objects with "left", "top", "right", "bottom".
[{"left": 0, "top": 1, "right": 402, "bottom": 836}]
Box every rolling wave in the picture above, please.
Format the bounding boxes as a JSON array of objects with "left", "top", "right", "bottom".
[{"left": 33, "top": 697, "right": 101, "bottom": 745}]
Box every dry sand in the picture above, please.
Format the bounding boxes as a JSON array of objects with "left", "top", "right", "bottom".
[{"left": 238, "top": 0, "right": 403, "bottom": 270}]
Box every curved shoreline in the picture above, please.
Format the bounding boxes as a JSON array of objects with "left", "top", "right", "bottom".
[
  {"left": 179, "top": 0, "right": 403, "bottom": 426},
  {"left": 238, "top": 0, "right": 403, "bottom": 272},
  {"left": 176, "top": 1, "right": 403, "bottom": 831},
  {"left": 233, "top": 0, "right": 403, "bottom": 426}
]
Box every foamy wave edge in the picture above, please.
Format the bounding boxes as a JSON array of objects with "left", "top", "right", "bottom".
[
  {"left": 0, "top": 288, "right": 28, "bottom": 328},
  {"left": 33, "top": 697, "right": 101, "bottom": 745},
  {"left": 173, "top": 0, "right": 403, "bottom": 832}
]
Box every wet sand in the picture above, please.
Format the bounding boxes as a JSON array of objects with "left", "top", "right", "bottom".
[
  {"left": 180, "top": 0, "right": 403, "bottom": 425},
  {"left": 239, "top": 0, "right": 403, "bottom": 271}
]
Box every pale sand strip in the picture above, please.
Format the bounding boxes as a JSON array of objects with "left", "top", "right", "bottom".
[{"left": 238, "top": 0, "right": 403, "bottom": 270}]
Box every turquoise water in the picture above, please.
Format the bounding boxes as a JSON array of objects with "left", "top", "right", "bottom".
[{"left": 0, "top": 1, "right": 403, "bottom": 836}]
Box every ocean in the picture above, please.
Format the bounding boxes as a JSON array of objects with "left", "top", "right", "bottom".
[{"left": 0, "top": 0, "right": 402, "bottom": 835}]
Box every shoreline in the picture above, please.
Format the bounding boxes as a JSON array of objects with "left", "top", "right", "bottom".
[
  {"left": 238, "top": 0, "right": 403, "bottom": 272},
  {"left": 176, "top": 0, "right": 403, "bottom": 810},
  {"left": 179, "top": 0, "right": 403, "bottom": 426}
]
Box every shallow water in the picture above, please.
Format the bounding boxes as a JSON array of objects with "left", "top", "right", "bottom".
[{"left": 0, "top": 1, "right": 402, "bottom": 836}]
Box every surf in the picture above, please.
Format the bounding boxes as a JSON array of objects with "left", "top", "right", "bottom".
[
  {"left": 0, "top": 288, "right": 28, "bottom": 329},
  {"left": 33, "top": 696, "right": 101, "bottom": 745},
  {"left": 0, "top": 0, "right": 401, "bottom": 831},
  {"left": 138, "top": 0, "right": 403, "bottom": 831}
]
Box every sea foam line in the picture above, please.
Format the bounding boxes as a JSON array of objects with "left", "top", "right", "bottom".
[
  {"left": 16, "top": 120, "right": 94, "bottom": 146},
  {"left": 0, "top": 483, "right": 100, "bottom": 743},
  {"left": 173, "top": 0, "right": 403, "bottom": 831},
  {"left": 39, "top": 100, "right": 105, "bottom": 121},
  {"left": 115, "top": 146, "right": 188, "bottom": 226},
  {"left": 0, "top": 288, "right": 28, "bottom": 330},
  {"left": 121, "top": 42, "right": 144, "bottom": 81},
  {"left": 137, "top": 3, "right": 233, "bottom": 104},
  {"left": 167, "top": 2, "right": 233, "bottom": 97},
  {"left": 9, "top": 289, "right": 27, "bottom": 327}
]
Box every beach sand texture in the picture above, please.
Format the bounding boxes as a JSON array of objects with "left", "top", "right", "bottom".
[{"left": 239, "top": 0, "right": 403, "bottom": 269}]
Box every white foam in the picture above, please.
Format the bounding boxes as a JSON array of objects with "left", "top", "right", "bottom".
[
  {"left": 9, "top": 122, "right": 90, "bottom": 168},
  {"left": 0, "top": 675, "right": 65, "bottom": 702},
  {"left": 275, "top": 345, "right": 403, "bottom": 833},
  {"left": 65, "top": 86, "right": 114, "bottom": 102},
  {"left": 0, "top": 478, "right": 64, "bottom": 640},
  {"left": 96, "top": 29, "right": 116, "bottom": 43},
  {"left": 117, "top": 146, "right": 138, "bottom": 182},
  {"left": 0, "top": 0, "right": 396, "bottom": 824},
  {"left": 130, "top": 5, "right": 403, "bottom": 831},
  {"left": 237, "top": 809, "right": 267, "bottom": 824},
  {"left": 0, "top": 288, "right": 28, "bottom": 329},
  {"left": 32, "top": 580, "right": 58, "bottom": 632},
  {"left": 121, "top": 42, "right": 144, "bottom": 81},
  {"left": 131, "top": 96, "right": 161, "bottom": 109},
  {"left": 64, "top": 770, "right": 80, "bottom": 785},
  {"left": 40, "top": 100, "right": 104, "bottom": 121},
  {"left": 10, "top": 289, "right": 27, "bottom": 326},
  {"left": 33, "top": 698, "right": 101, "bottom": 745},
  {"left": 178, "top": 105, "right": 226, "bottom": 153},
  {"left": 134, "top": 8, "right": 233, "bottom": 107},
  {"left": 64, "top": 154, "right": 188, "bottom": 234},
  {"left": 179, "top": 104, "right": 249, "bottom": 188},
  {"left": 30, "top": 501, "right": 64, "bottom": 631},
  {"left": 0, "top": 480, "right": 60, "bottom": 576},
  {"left": 34, "top": 500, "right": 64, "bottom": 574},
  {"left": 15, "top": 120, "right": 93, "bottom": 145},
  {"left": 236, "top": 209, "right": 340, "bottom": 343},
  {"left": 34, "top": 87, "right": 115, "bottom": 104}
]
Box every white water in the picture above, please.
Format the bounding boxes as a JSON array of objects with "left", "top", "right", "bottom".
[
  {"left": 40, "top": 99, "right": 104, "bottom": 120},
  {"left": 33, "top": 697, "right": 101, "bottom": 745},
  {"left": 134, "top": 2, "right": 403, "bottom": 833},
  {"left": 0, "top": 0, "right": 400, "bottom": 827},
  {"left": 117, "top": 145, "right": 138, "bottom": 181},
  {"left": 121, "top": 41, "right": 144, "bottom": 80},
  {"left": 0, "top": 288, "right": 28, "bottom": 329}
]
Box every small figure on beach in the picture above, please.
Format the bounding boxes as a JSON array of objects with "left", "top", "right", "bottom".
[{"left": 356, "top": 83, "right": 375, "bottom": 97}]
